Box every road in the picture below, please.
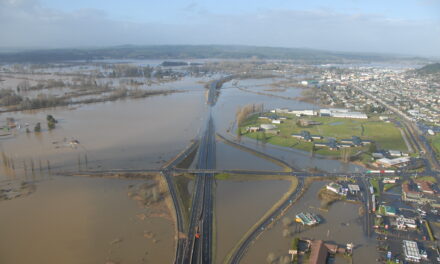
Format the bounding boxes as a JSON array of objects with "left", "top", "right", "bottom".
[{"left": 182, "top": 116, "right": 216, "bottom": 264}]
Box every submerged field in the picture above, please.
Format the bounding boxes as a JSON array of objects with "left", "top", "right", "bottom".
[{"left": 240, "top": 113, "right": 407, "bottom": 158}]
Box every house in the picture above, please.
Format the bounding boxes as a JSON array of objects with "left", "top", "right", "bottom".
[
  {"left": 315, "top": 139, "right": 341, "bottom": 150},
  {"left": 340, "top": 136, "right": 372, "bottom": 147},
  {"left": 307, "top": 240, "right": 344, "bottom": 264},
  {"left": 247, "top": 126, "right": 260, "bottom": 133},
  {"left": 292, "top": 130, "right": 322, "bottom": 142}
]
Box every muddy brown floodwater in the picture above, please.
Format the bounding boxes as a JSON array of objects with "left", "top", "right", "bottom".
[
  {"left": 215, "top": 179, "right": 290, "bottom": 264},
  {"left": 0, "top": 176, "right": 174, "bottom": 264},
  {"left": 242, "top": 181, "right": 378, "bottom": 264},
  {"left": 0, "top": 91, "right": 206, "bottom": 181}
]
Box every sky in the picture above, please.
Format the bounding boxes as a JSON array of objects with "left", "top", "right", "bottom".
[{"left": 0, "top": 0, "right": 439, "bottom": 57}]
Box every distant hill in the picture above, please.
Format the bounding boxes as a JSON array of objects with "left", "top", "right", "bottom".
[
  {"left": 0, "top": 44, "right": 423, "bottom": 64},
  {"left": 417, "top": 63, "right": 440, "bottom": 74}
]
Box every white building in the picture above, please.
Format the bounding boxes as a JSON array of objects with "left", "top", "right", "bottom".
[
  {"left": 376, "top": 157, "right": 410, "bottom": 168},
  {"left": 289, "top": 110, "right": 317, "bottom": 116},
  {"left": 396, "top": 216, "right": 417, "bottom": 230},
  {"left": 260, "top": 124, "right": 277, "bottom": 130},
  {"left": 403, "top": 240, "right": 421, "bottom": 263},
  {"left": 388, "top": 150, "right": 403, "bottom": 157},
  {"left": 331, "top": 112, "right": 368, "bottom": 119}
]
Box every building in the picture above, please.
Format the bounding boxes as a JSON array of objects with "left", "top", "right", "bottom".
[
  {"left": 289, "top": 110, "right": 318, "bottom": 116},
  {"left": 402, "top": 181, "right": 436, "bottom": 204},
  {"left": 382, "top": 205, "right": 397, "bottom": 216},
  {"left": 416, "top": 180, "right": 435, "bottom": 195},
  {"left": 331, "top": 111, "right": 368, "bottom": 119},
  {"left": 348, "top": 184, "right": 360, "bottom": 195},
  {"left": 340, "top": 136, "right": 372, "bottom": 147},
  {"left": 326, "top": 182, "right": 343, "bottom": 195},
  {"left": 383, "top": 178, "right": 397, "bottom": 184},
  {"left": 403, "top": 240, "right": 421, "bottom": 263},
  {"left": 260, "top": 124, "right": 277, "bottom": 131},
  {"left": 307, "top": 240, "right": 343, "bottom": 264},
  {"left": 298, "top": 119, "right": 322, "bottom": 127},
  {"left": 295, "top": 212, "right": 322, "bottom": 226},
  {"left": 291, "top": 130, "right": 323, "bottom": 142},
  {"left": 376, "top": 157, "right": 410, "bottom": 168},
  {"left": 395, "top": 216, "right": 417, "bottom": 230},
  {"left": 389, "top": 150, "right": 403, "bottom": 157},
  {"left": 246, "top": 126, "right": 260, "bottom": 133}
]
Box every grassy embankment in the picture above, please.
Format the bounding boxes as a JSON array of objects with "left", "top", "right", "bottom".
[
  {"left": 173, "top": 173, "right": 195, "bottom": 230},
  {"left": 428, "top": 134, "right": 440, "bottom": 159},
  {"left": 317, "top": 188, "right": 346, "bottom": 209},
  {"left": 370, "top": 178, "right": 381, "bottom": 196},
  {"left": 239, "top": 113, "right": 407, "bottom": 160}
]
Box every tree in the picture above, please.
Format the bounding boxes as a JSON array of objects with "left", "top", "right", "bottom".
[
  {"left": 34, "top": 122, "right": 41, "bottom": 132},
  {"left": 47, "top": 115, "right": 57, "bottom": 130}
]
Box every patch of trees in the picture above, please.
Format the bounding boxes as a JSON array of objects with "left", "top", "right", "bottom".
[
  {"left": 161, "top": 61, "right": 188, "bottom": 67},
  {"left": 0, "top": 89, "right": 23, "bottom": 106},
  {"left": 107, "top": 64, "right": 154, "bottom": 78},
  {"left": 46, "top": 115, "right": 58, "bottom": 130},
  {"left": 19, "top": 94, "right": 66, "bottom": 110}
]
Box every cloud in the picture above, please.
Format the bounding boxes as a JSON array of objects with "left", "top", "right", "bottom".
[{"left": 0, "top": 0, "right": 439, "bottom": 57}]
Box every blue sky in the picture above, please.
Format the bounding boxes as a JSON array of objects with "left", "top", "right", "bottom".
[{"left": 1, "top": 0, "right": 439, "bottom": 56}]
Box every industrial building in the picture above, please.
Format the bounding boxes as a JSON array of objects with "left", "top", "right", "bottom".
[
  {"left": 403, "top": 240, "right": 421, "bottom": 263},
  {"left": 295, "top": 212, "right": 322, "bottom": 226}
]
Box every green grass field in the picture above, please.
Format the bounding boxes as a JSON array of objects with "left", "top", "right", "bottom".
[
  {"left": 240, "top": 113, "right": 408, "bottom": 158},
  {"left": 428, "top": 134, "right": 440, "bottom": 159}
]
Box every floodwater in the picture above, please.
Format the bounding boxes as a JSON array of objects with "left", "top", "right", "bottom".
[
  {"left": 242, "top": 181, "right": 378, "bottom": 264},
  {"left": 215, "top": 179, "right": 291, "bottom": 264},
  {"left": 0, "top": 77, "right": 207, "bottom": 263},
  {"left": 215, "top": 141, "right": 282, "bottom": 171},
  {"left": 0, "top": 91, "right": 206, "bottom": 180},
  {"left": 0, "top": 71, "right": 372, "bottom": 263},
  {"left": 0, "top": 176, "right": 174, "bottom": 264}
]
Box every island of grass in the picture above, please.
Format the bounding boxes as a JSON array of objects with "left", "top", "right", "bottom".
[
  {"left": 428, "top": 134, "right": 440, "bottom": 159},
  {"left": 238, "top": 112, "right": 408, "bottom": 163}
]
